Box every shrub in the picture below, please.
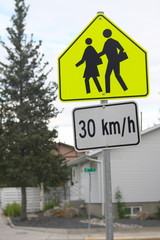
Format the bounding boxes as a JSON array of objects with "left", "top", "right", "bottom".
[
  {"left": 3, "top": 202, "right": 21, "bottom": 217},
  {"left": 115, "top": 187, "right": 128, "bottom": 218},
  {"left": 43, "top": 200, "right": 59, "bottom": 211},
  {"left": 156, "top": 201, "right": 160, "bottom": 219}
]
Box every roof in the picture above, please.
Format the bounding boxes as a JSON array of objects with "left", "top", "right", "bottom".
[
  {"left": 56, "top": 142, "right": 85, "bottom": 162},
  {"left": 57, "top": 142, "right": 74, "bottom": 148},
  {"left": 67, "top": 149, "right": 101, "bottom": 166},
  {"left": 142, "top": 124, "right": 160, "bottom": 135}
]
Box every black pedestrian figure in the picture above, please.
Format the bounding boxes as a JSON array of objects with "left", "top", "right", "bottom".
[
  {"left": 99, "top": 29, "right": 128, "bottom": 93},
  {"left": 76, "top": 38, "right": 102, "bottom": 94}
]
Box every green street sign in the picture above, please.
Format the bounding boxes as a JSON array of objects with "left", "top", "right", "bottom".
[{"left": 84, "top": 168, "right": 96, "bottom": 172}]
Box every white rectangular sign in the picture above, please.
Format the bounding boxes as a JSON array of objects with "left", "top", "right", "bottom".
[{"left": 72, "top": 102, "right": 140, "bottom": 151}]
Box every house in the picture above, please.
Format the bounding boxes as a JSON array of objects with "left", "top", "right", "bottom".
[{"left": 67, "top": 124, "right": 160, "bottom": 218}]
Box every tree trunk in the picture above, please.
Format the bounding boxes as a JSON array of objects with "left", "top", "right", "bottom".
[
  {"left": 40, "top": 182, "right": 44, "bottom": 211},
  {"left": 21, "top": 186, "right": 27, "bottom": 220}
]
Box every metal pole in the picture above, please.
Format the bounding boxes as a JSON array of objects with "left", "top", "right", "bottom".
[
  {"left": 98, "top": 12, "right": 113, "bottom": 237},
  {"left": 88, "top": 172, "right": 91, "bottom": 236},
  {"left": 101, "top": 100, "right": 113, "bottom": 240},
  {"left": 103, "top": 149, "right": 113, "bottom": 240}
]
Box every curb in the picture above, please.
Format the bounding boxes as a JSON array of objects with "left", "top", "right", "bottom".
[
  {"left": 85, "top": 237, "right": 160, "bottom": 240},
  {"left": 7, "top": 217, "right": 68, "bottom": 233},
  {"left": 7, "top": 217, "right": 105, "bottom": 234}
]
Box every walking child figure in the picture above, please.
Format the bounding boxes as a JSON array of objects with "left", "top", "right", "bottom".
[
  {"left": 99, "top": 29, "right": 128, "bottom": 93},
  {"left": 76, "top": 38, "right": 102, "bottom": 94}
]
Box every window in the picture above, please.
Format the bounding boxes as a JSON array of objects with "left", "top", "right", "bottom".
[
  {"left": 125, "top": 207, "right": 131, "bottom": 215},
  {"left": 124, "top": 206, "right": 142, "bottom": 216},
  {"left": 71, "top": 167, "right": 78, "bottom": 185}
]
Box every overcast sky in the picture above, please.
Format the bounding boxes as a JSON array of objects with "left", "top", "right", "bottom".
[{"left": 0, "top": 0, "right": 160, "bottom": 146}]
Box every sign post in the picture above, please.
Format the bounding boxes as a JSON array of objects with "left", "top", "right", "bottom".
[
  {"left": 84, "top": 168, "right": 97, "bottom": 236},
  {"left": 103, "top": 148, "right": 113, "bottom": 240},
  {"left": 58, "top": 11, "right": 148, "bottom": 240},
  {"left": 73, "top": 101, "right": 140, "bottom": 240},
  {"left": 101, "top": 100, "right": 113, "bottom": 240}
]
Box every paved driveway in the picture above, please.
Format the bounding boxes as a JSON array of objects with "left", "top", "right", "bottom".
[{"left": 0, "top": 214, "right": 53, "bottom": 240}]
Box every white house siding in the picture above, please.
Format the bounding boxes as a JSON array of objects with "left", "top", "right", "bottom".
[
  {"left": 89, "top": 163, "right": 102, "bottom": 203},
  {"left": 81, "top": 163, "right": 89, "bottom": 202},
  {"left": 111, "top": 127, "right": 160, "bottom": 203}
]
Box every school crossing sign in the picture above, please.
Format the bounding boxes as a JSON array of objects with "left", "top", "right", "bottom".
[{"left": 58, "top": 13, "right": 149, "bottom": 101}]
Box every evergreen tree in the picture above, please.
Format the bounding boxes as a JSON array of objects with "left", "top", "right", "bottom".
[{"left": 0, "top": 0, "right": 69, "bottom": 220}]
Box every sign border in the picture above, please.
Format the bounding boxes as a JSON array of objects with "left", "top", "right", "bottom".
[
  {"left": 58, "top": 13, "right": 149, "bottom": 102},
  {"left": 72, "top": 101, "right": 140, "bottom": 151}
]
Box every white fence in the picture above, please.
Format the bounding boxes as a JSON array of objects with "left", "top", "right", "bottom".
[
  {"left": 0, "top": 188, "right": 2, "bottom": 204},
  {"left": 0, "top": 186, "right": 82, "bottom": 212},
  {"left": 1, "top": 187, "right": 40, "bottom": 212}
]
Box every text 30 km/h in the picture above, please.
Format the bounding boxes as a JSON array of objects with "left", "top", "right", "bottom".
[
  {"left": 72, "top": 102, "right": 140, "bottom": 151},
  {"left": 79, "top": 116, "right": 136, "bottom": 139}
]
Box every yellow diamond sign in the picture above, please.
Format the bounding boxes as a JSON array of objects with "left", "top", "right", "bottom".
[{"left": 58, "top": 13, "right": 149, "bottom": 102}]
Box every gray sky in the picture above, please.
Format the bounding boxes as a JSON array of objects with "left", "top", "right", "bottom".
[{"left": 0, "top": 0, "right": 160, "bottom": 145}]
